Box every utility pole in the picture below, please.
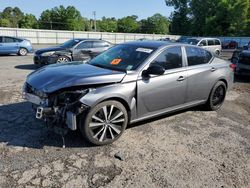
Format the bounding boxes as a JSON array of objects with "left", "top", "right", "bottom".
[
  {"left": 93, "top": 11, "right": 97, "bottom": 32},
  {"left": 50, "top": 21, "right": 52, "bottom": 30}
]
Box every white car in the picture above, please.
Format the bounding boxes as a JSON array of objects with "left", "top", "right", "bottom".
[{"left": 187, "top": 37, "right": 222, "bottom": 56}]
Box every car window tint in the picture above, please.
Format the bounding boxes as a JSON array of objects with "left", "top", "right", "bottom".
[
  {"left": 215, "top": 40, "right": 221, "bottom": 45},
  {"left": 208, "top": 40, "right": 215, "bottom": 46},
  {"left": 200, "top": 40, "right": 207, "bottom": 46},
  {"left": 4, "top": 37, "right": 16, "bottom": 43},
  {"left": 76, "top": 41, "right": 93, "bottom": 49},
  {"left": 93, "top": 41, "right": 109, "bottom": 48},
  {"left": 186, "top": 47, "right": 212, "bottom": 66},
  {"left": 152, "top": 47, "right": 183, "bottom": 70},
  {"left": 0, "top": 37, "right": 2, "bottom": 43}
]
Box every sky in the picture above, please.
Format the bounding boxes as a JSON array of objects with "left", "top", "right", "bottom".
[{"left": 0, "top": 0, "right": 174, "bottom": 20}]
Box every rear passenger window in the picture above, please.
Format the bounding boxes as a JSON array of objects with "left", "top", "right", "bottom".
[
  {"left": 152, "top": 47, "right": 183, "bottom": 70},
  {"left": 215, "top": 40, "right": 221, "bottom": 45},
  {"left": 93, "top": 41, "right": 110, "bottom": 48},
  {"left": 186, "top": 47, "right": 212, "bottom": 66},
  {"left": 4, "top": 37, "right": 15, "bottom": 43},
  {"left": 208, "top": 40, "right": 215, "bottom": 46}
]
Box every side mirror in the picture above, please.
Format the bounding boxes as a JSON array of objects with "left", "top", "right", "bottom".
[
  {"left": 142, "top": 64, "right": 165, "bottom": 77},
  {"left": 198, "top": 43, "right": 204, "bottom": 47}
]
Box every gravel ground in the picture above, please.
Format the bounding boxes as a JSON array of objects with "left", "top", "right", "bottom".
[{"left": 0, "top": 52, "right": 250, "bottom": 188}]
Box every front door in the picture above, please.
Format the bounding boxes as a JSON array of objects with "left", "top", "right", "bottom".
[{"left": 137, "top": 46, "right": 187, "bottom": 118}]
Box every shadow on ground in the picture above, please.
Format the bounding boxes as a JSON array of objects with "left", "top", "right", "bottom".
[
  {"left": 15, "top": 64, "right": 37, "bottom": 70},
  {"left": 0, "top": 102, "right": 92, "bottom": 149}
]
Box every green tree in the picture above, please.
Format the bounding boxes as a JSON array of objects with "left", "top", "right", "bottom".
[
  {"left": 19, "top": 14, "right": 38, "bottom": 29},
  {"left": 38, "top": 6, "right": 86, "bottom": 31},
  {"left": 97, "top": 17, "right": 117, "bottom": 32},
  {"left": 0, "top": 18, "right": 11, "bottom": 27},
  {"left": 166, "top": 0, "right": 250, "bottom": 36},
  {"left": 165, "top": 0, "right": 191, "bottom": 35},
  {"left": 140, "top": 14, "right": 170, "bottom": 34},
  {"left": 117, "top": 15, "right": 139, "bottom": 33},
  {"left": 1, "top": 7, "right": 24, "bottom": 27}
]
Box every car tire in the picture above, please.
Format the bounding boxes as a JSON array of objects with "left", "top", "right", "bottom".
[
  {"left": 80, "top": 100, "right": 128, "bottom": 146},
  {"left": 215, "top": 50, "right": 220, "bottom": 56},
  {"left": 18, "top": 48, "right": 28, "bottom": 56},
  {"left": 56, "top": 56, "right": 70, "bottom": 63},
  {"left": 205, "top": 81, "right": 227, "bottom": 111}
]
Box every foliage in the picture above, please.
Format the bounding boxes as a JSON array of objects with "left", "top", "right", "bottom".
[
  {"left": 166, "top": 0, "right": 250, "bottom": 36},
  {"left": 0, "top": 7, "right": 24, "bottom": 27},
  {"left": 140, "top": 14, "right": 170, "bottom": 34},
  {"left": 117, "top": 15, "right": 140, "bottom": 33},
  {"left": 38, "top": 6, "right": 86, "bottom": 31},
  {"left": 0, "top": 5, "right": 171, "bottom": 34},
  {"left": 19, "top": 14, "right": 38, "bottom": 29},
  {"left": 97, "top": 17, "right": 117, "bottom": 32}
]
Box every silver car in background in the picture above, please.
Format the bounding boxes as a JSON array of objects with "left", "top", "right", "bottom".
[
  {"left": 23, "top": 41, "right": 234, "bottom": 146},
  {"left": 187, "top": 37, "right": 222, "bottom": 56}
]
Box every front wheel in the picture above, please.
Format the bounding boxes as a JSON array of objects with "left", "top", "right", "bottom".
[
  {"left": 205, "top": 81, "right": 227, "bottom": 111},
  {"left": 56, "top": 56, "right": 70, "bottom": 63},
  {"left": 80, "top": 100, "right": 128, "bottom": 145}
]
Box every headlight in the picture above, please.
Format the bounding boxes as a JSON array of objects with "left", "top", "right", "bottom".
[{"left": 41, "top": 51, "right": 55, "bottom": 57}]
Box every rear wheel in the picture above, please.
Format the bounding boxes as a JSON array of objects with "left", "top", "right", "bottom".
[
  {"left": 56, "top": 56, "right": 70, "bottom": 63},
  {"left": 205, "top": 81, "right": 227, "bottom": 111},
  {"left": 18, "top": 48, "right": 28, "bottom": 56},
  {"left": 215, "top": 50, "right": 220, "bottom": 56},
  {"left": 80, "top": 101, "right": 128, "bottom": 145}
]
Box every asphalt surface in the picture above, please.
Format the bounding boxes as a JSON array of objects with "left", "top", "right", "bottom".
[{"left": 0, "top": 52, "right": 250, "bottom": 188}]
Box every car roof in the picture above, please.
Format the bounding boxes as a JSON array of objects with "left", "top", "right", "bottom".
[
  {"left": 73, "top": 38, "right": 105, "bottom": 41},
  {"left": 188, "top": 37, "right": 220, "bottom": 41},
  {"left": 122, "top": 40, "right": 175, "bottom": 49}
]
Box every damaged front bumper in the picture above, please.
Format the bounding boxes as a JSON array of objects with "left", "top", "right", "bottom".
[{"left": 23, "top": 89, "right": 89, "bottom": 131}]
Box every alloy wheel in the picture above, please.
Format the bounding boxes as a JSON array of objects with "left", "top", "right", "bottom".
[
  {"left": 89, "top": 105, "right": 125, "bottom": 142},
  {"left": 212, "top": 85, "right": 225, "bottom": 107},
  {"left": 57, "top": 57, "right": 69, "bottom": 63}
]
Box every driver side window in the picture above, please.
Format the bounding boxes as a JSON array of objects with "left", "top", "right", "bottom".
[{"left": 152, "top": 47, "right": 183, "bottom": 70}]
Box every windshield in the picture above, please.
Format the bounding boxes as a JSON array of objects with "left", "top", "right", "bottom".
[
  {"left": 60, "top": 39, "right": 80, "bottom": 48},
  {"left": 187, "top": 39, "right": 200, "bottom": 45},
  {"left": 89, "top": 44, "right": 156, "bottom": 71}
]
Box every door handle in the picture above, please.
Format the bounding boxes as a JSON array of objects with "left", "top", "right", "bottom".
[
  {"left": 177, "top": 76, "right": 185, "bottom": 82},
  {"left": 211, "top": 67, "right": 217, "bottom": 72}
]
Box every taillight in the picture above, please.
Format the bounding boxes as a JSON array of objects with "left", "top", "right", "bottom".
[{"left": 229, "top": 64, "right": 236, "bottom": 72}]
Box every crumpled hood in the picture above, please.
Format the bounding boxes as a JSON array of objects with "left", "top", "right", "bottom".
[
  {"left": 26, "top": 62, "right": 126, "bottom": 93},
  {"left": 35, "top": 46, "right": 66, "bottom": 55}
]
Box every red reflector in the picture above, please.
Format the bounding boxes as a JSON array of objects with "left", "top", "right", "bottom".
[{"left": 229, "top": 64, "right": 236, "bottom": 71}]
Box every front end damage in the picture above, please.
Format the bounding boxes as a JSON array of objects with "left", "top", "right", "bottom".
[{"left": 23, "top": 82, "right": 89, "bottom": 134}]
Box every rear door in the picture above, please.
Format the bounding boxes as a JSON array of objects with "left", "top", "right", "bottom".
[
  {"left": 72, "top": 41, "right": 94, "bottom": 61},
  {"left": 184, "top": 46, "right": 216, "bottom": 102},
  {"left": 92, "top": 41, "right": 111, "bottom": 57},
  {"left": 2, "top": 36, "right": 20, "bottom": 53},
  {"left": 137, "top": 46, "right": 188, "bottom": 118}
]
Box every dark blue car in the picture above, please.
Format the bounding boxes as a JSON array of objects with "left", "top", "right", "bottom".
[{"left": 0, "top": 36, "right": 33, "bottom": 56}]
